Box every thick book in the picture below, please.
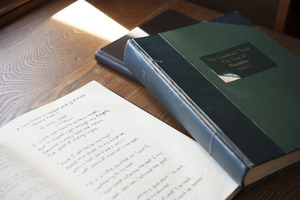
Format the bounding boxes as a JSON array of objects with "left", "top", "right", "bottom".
[
  {"left": 0, "top": 81, "right": 238, "bottom": 199},
  {"left": 124, "top": 12, "right": 300, "bottom": 188},
  {"left": 95, "top": 9, "right": 198, "bottom": 82}
]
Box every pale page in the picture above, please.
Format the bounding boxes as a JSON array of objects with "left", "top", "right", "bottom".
[
  {"left": 0, "top": 81, "right": 238, "bottom": 200},
  {"left": 0, "top": 146, "right": 70, "bottom": 200}
]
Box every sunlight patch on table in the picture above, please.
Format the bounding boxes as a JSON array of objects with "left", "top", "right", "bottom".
[{"left": 51, "top": 0, "right": 129, "bottom": 42}]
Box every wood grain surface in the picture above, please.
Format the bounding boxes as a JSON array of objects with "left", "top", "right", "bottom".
[{"left": 0, "top": 0, "right": 299, "bottom": 199}]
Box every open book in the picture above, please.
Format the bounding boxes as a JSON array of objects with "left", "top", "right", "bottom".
[{"left": 0, "top": 81, "right": 238, "bottom": 200}]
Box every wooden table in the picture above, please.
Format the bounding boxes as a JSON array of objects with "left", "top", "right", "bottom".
[{"left": 1, "top": 0, "right": 299, "bottom": 199}]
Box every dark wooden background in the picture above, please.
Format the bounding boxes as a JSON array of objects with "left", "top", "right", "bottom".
[{"left": 0, "top": 0, "right": 299, "bottom": 199}]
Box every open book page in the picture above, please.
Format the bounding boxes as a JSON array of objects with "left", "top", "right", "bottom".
[
  {"left": 0, "top": 81, "right": 238, "bottom": 200},
  {"left": 0, "top": 145, "right": 70, "bottom": 200}
]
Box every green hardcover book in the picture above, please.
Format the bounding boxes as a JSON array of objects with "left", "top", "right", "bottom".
[{"left": 124, "top": 12, "right": 300, "bottom": 187}]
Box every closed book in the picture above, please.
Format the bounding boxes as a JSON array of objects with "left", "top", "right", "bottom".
[
  {"left": 95, "top": 9, "right": 198, "bottom": 82},
  {"left": 124, "top": 12, "right": 300, "bottom": 188}
]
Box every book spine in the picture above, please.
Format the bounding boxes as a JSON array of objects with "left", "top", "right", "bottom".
[
  {"left": 95, "top": 49, "right": 139, "bottom": 83},
  {"left": 124, "top": 39, "right": 248, "bottom": 186}
]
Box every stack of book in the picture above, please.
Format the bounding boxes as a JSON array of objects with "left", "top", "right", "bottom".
[
  {"left": 123, "top": 11, "right": 300, "bottom": 189},
  {"left": 97, "top": 8, "right": 300, "bottom": 196}
]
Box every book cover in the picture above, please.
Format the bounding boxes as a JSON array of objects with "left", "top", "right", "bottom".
[
  {"left": 124, "top": 12, "right": 300, "bottom": 187},
  {"left": 95, "top": 9, "right": 198, "bottom": 82}
]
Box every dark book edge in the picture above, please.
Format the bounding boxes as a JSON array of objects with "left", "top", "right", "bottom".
[
  {"left": 209, "top": 11, "right": 255, "bottom": 26},
  {"left": 95, "top": 49, "right": 139, "bottom": 82},
  {"left": 95, "top": 9, "right": 198, "bottom": 82}
]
